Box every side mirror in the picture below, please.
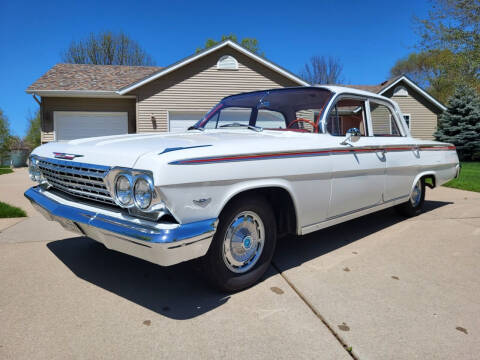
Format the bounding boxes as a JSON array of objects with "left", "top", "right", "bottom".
[{"left": 341, "top": 128, "right": 361, "bottom": 145}]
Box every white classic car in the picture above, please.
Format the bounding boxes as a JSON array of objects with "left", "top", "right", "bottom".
[{"left": 25, "top": 86, "right": 460, "bottom": 291}]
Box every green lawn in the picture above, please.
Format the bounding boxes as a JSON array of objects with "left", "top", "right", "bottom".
[
  {"left": 443, "top": 162, "right": 480, "bottom": 193},
  {"left": 0, "top": 201, "right": 27, "bottom": 218},
  {"left": 0, "top": 166, "right": 13, "bottom": 175}
]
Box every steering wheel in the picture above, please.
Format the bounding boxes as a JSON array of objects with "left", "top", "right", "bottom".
[{"left": 287, "top": 118, "right": 318, "bottom": 133}]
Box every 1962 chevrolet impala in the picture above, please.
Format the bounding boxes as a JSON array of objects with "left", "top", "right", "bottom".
[{"left": 25, "top": 86, "right": 460, "bottom": 291}]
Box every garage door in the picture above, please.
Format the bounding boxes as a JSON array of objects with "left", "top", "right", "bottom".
[
  {"left": 54, "top": 111, "right": 128, "bottom": 141},
  {"left": 169, "top": 111, "right": 205, "bottom": 133}
]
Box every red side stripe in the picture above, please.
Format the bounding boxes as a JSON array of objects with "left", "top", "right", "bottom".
[{"left": 174, "top": 145, "right": 456, "bottom": 164}]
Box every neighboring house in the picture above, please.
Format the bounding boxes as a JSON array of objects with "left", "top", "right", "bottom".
[
  {"left": 26, "top": 40, "right": 445, "bottom": 142},
  {"left": 342, "top": 76, "right": 446, "bottom": 140},
  {"left": 26, "top": 40, "right": 307, "bottom": 143}
]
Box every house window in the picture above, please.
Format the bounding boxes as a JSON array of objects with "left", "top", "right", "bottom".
[
  {"left": 217, "top": 55, "right": 238, "bottom": 70},
  {"left": 403, "top": 114, "right": 411, "bottom": 129},
  {"left": 393, "top": 86, "right": 409, "bottom": 96}
]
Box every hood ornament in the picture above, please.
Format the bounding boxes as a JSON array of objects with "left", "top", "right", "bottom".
[{"left": 53, "top": 152, "right": 84, "bottom": 160}]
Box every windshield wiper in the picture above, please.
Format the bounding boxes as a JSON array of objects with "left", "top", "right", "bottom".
[
  {"left": 219, "top": 123, "right": 263, "bottom": 132},
  {"left": 187, "top": 125, "right": 205, "bottom": 131}
]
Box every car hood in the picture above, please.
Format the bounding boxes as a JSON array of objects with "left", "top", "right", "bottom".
[{"left": 32, "top": 131, "right": 307, "bottom": 168}]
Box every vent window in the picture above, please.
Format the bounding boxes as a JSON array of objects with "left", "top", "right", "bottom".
[
  {"left": 393, "top": 86, "right": 408, "bottom": 96},
  {"left": 217, "top": 55, "right": 238, "bottom": 70}
]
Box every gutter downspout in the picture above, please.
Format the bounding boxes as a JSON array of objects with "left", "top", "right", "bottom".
[
  {"left": 32, "top": 94, "right": 44, "bottom": 143},
  {"left": 32, "top": 94, "right": 41, "bottom": 106}
]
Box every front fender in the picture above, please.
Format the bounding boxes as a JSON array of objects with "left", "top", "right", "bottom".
[
  {"left": 217, "top": 178, "right": 301, "bottom": 232},
  {"left": 159, "top": 178, "right": 301, "bottom": 232}
]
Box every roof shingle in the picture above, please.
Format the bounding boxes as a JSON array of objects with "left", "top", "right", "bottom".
[
  {"left": 336, "top": 75, "right": 403, "bottom": 94},
  {"left": 27, "top": 63, "right": 162, "bottom": 92}
]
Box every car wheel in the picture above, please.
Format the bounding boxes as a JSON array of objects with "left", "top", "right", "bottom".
[
  {"left": 395, "top": 178, "right": 426, "bottom": 217},
  {"left": 201, "top": 195, "right": 277, "bottom": 292}
]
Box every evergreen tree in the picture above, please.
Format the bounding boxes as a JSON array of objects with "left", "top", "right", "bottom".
[{"left": 434, "top": 85, "right": 480, "bottom": 160}]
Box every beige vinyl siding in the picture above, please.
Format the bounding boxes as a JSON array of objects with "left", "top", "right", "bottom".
[
  {"left": 392, "top": 95, "right": 438, "bottom": 139},
  {"left": 370, "top": 105, "right": 391, "bottom": 135},
  {"left": 383, "top": 83, "right": 441, "bottom": 140},
  {"left": 131, "top": 47, "right": 300, "bottom": 132},
  {"left": 41, "top": 97, "right": 136, "bottom": 142}
]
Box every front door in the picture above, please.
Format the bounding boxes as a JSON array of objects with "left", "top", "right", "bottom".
[{"left": 325, "top": 98, "right": 386, "bottom": 218}]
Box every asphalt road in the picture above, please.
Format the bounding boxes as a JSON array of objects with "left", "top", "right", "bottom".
[{"left": 1, "top": 168, "right": 479, "bottom": 359}]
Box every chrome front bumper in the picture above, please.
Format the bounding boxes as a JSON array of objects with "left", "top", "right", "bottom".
[{"left": 25, "top": 187, "right": 217, "bottom": 266}]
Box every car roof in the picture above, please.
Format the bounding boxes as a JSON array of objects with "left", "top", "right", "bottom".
[
  {"left": 221, "top": 85, "right": 394, "bottom": 104},
  {"left": 314, "top": 85, "right": 393, "bottom": 102}
]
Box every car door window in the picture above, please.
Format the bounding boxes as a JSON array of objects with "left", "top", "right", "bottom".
[
  {"left": 326, "top": 99, "right": 367, "bottom": 136},
  {"left": 370, "top": 101, "right": 402, "bottom": 136}
]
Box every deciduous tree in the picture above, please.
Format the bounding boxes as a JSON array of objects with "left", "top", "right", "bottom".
[
  {"left": 416, "top": 0, "right": 479, "bottom": 73},
  {"left": 196, "top": 34, "right": 264, "bottom": 56},
  {"left": 299, "top": 56, "right": 344, "bottom": 85},
  {"left": 390, "top": 49, "right": 463, "bottom": 103},
  {"left": 391, "top": 0, "right": 480, "bottom": 102},
  {"left": 24, "top": 110, "right": 41, "bottom": 150},
  {"left": 62, "top": 31, "right": 156, "bottom": 66}
]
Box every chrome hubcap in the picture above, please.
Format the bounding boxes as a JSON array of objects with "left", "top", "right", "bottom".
[
  {"left": 410, "top": 180, "right": 422, "bottom": 207},
  {"left": 222, "top": 211, "right": 265, "bottom": 273}
]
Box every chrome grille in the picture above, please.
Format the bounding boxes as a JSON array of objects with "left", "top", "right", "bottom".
[{"left": 37, "top": 157, "right": 115, "bottom": 205}]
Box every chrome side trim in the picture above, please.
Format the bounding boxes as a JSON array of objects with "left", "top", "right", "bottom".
[
  {"left": 324, "top": 194, "right": 409, "bottom": 222},
  {"left": 25, "top": 187, "right": 217, "bottom": 266},
  {"left": 302, "top": 194, "right": 410, "bottom": 235},
  {"left": 159, "top": 144, "right": 212, "bottom": 154},
  {"left": 169, "top": 145, "right": 456, "bottom": 165}
]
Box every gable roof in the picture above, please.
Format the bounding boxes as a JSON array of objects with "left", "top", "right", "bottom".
[
  {"left": 26, "top": 63, "right": 162, "bottom": 96},
  {"left": 26, "top": 40, "right": 308, "bottom": 97},
  {"left": 341, "top": 75, "right": 446, "bottom": 111},
  {"left": 117, "top": 40, "right": 309, "bottom": 94}
]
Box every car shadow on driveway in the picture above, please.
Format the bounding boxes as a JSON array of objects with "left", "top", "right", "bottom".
[
  {"left": 47, "top": 237, "right": 232, "bottom": 320},
  {"left": 47, "top": 200, "right": 451, "bottom": 320},
  {"left": 273, "top": 200, "right": 452, "bottom": 271}
]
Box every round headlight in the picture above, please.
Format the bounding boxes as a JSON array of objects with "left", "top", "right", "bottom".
[
  {"left": 133, "top": 175, "right": 153, "bottom": 210},
  {"left": 28, "top": 157, "right": 42, "bottom": 182},
  {"left": 115, "top": 174, "right": 133, "bottom": 206}
]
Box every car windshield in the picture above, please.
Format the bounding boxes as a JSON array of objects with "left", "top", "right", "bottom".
[{"left": 192, "top": 88, "right": 333, "bottom": 133}]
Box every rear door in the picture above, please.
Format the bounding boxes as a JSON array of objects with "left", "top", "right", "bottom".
[{"left": 368, "top": 99, "right": 416, "bottom": 202}]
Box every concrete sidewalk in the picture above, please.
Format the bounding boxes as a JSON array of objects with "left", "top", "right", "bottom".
[{"left": 1, "top": 168, "right": 479, "bottom": 359}]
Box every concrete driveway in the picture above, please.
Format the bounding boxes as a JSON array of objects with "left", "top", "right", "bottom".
[{"left": 1, "top": 168, "right": 479, "bottom": 359}]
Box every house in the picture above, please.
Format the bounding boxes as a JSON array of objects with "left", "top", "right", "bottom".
[
  {"left": 26, "top": 40, "right": 445, "bottom": 142},
  {"left": 26, "top": 40, "right": 307, "bottom": 143}
]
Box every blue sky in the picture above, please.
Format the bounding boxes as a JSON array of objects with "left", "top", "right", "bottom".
[{"left": 0, "top": 0, "right": 430, "bottom": 137}]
